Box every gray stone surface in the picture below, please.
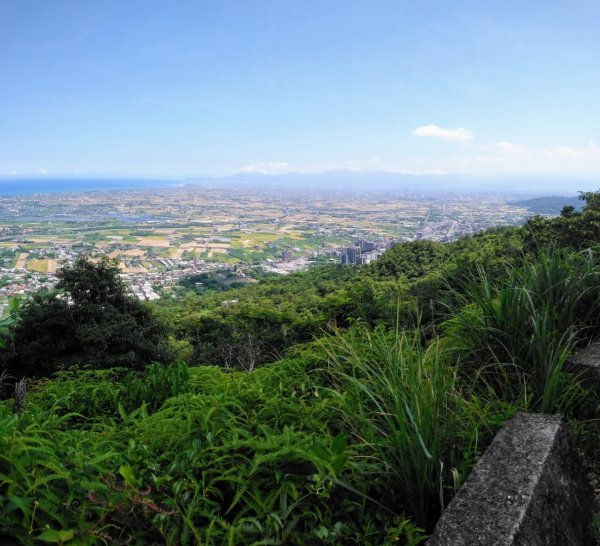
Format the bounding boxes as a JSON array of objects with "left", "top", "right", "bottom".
[
  {"left": 427, "top": 413, "right": 594, "bottom": 546},
  {"left": 566, "top": 342, "right": 600, "bottom": 392}
]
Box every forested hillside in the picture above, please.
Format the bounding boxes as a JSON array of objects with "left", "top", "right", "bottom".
[
  {"left": 508, "top": 195, "right": 581, "bottom": 215},
  {"left": 2, "top": 192, "right": 600, "bottom": 545}
]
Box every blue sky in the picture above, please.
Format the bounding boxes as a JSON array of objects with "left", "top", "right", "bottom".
[{"left": 1, "top": 0, "right": 599, "bottom": 178}]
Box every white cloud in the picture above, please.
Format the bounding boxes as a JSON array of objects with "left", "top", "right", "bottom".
[
  {"left": 39, "top": 168, "right": 49, "bottom": 174},
  {"left": 494, "top": 141, "right": 530, "bottom": 155},
  {"left": 413, "top": 124, "right": 473, "bottom": 142},
  {"left": 237, "top": 162, "right": 291, "bottom": 175},
  {"left": 236, "top": 157, "right": 386, "bottom": 176},
  {"left": 233, "top": 142, "right": 600, "bottom": 178},
  {"left": 499, "top": 142, "right": 600, "bottom": 173},
  {"left": 304, "top": 158, "right": 383, "bottom": 172},
  {"left": 548, "top": 143, "right": 599, "bottom": 159},
  {"left": 496, "top": 142, "right": 517, "bottom": 151},
  {"left": 394, "top": 141, "right": 600, "bottom": 176}
]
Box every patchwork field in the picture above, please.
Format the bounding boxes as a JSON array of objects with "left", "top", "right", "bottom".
[
  {"left": 108, "top": 249, "right": 146, "bottom": 258},
  {"left": 139, "top": 237, "right": 171, "bottom": 247},
  {"left": 0, "top": 186, "right": 529, "bottom": 283},
  {"left": 122, "top": 264, "right": 148, "bottom": 273},
  {"left": 27, "top": 259, "right": 47, "bottom": 273}
]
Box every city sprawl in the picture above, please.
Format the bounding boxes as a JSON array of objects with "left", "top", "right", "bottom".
[{"left": 0, "top": 184, "right": 530, "bottom": 312}]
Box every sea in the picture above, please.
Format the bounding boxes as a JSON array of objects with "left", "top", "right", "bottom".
[{"left": 0, "top": 178, "right": 182, "bottom": 197}]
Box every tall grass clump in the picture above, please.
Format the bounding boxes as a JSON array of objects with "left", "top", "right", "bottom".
[
  {"left": 444, "top": 249, "right": 600, "bottom": 412},
  {"left": 318, "top": 324, "right": 477, "bottom": 528},
  {"left": 122, "top": 360, "right": 190, "bottom": 412}
]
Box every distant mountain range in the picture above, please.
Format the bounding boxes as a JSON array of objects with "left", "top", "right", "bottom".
[
  {"left": 508, "top": 195, "right": 582, "bottom": 215},
  {"left": 184, "top": 170, "right": 596, "bottom": 195}
]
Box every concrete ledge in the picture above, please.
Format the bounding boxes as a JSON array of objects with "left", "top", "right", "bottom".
[
  {"left": 428, "top": 413, "right": 594, "bottom": 546},
  {"left": 566, "top": 341, "right": 600, "bottom": 392}
]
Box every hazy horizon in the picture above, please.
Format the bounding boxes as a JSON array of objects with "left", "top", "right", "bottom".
[{"left": 0, "top": 170, "right": 593, "bottom": 197}]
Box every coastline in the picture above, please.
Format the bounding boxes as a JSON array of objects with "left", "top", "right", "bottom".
[{"left": 0, "top": 178, "right": 182, "bottom": 197}]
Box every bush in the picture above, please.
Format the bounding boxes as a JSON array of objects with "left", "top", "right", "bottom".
[{"left": 444, "top": 249, "right": 600, "bottom": 412}]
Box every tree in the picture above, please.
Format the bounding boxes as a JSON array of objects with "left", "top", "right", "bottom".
[
  {"left": 56, "top": 255, "right": 127, "bottom": 306},
  {"left": 4, "top": 256, "right": 172, "bottom": 377},
  {"left": 560, "top": 205, "right": 578, "bottom": 218},
  {"left": 579, "top": 190, "right": 600, "bottom": 212}
]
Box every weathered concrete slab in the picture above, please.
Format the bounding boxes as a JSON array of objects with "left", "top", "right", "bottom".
[
  {"left": 428, "top": 413, "right": 594, "bottom": 546},
  {"left": 566, "top": 342, "right": 600, "bottom": 392}
]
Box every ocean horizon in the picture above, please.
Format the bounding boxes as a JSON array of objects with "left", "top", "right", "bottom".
[{"left": 0, "top": 178, "right": 182, "bottom": 197}]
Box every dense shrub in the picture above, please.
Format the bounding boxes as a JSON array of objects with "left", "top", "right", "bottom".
[{"left": 0, "top": 358, "right": 433, "bottom": 545}]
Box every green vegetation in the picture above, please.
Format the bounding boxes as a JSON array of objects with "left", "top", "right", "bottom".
[
  {"left": 178, "top": 271, "right": 257, "bottom": 295},
  {"left": 444, "top": 249, "right": 600, "bottom": 412},
  {"left": 317, "top": 325, "right": 502, "bottom": 526},
  {"left": 509, "top": 195, "right": 581, "bottom": 215},
  {"left": 522, "top": 190, "right": 600, "bottom": 251},
  {"left": 2, "top": 192, "right": 600, "bottom": 544},
  {"left": 0, "top": 359, "right": 434, "bottom": 545},
  {"left": 1, "top": 256, "right": 172, "bottom": 377}
]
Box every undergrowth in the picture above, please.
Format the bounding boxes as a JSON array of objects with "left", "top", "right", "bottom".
[
  {"left": 0, "top": 359, "right": 430, "bottom": 545},
  {"left": 2, "top": 247, "right": 600, "bottom": 544}
]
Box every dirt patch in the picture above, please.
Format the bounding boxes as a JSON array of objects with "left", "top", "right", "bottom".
[
  {"left": 139, "top": 238, "right": 170, "bottom": 247},
  {"left": 15, "top": 253, "right": 28, "bottom": 269}
]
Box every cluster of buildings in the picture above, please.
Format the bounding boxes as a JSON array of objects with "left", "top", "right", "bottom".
[
  {"left": 0, "top": 267, "right": 58, "bottom": 294},
  {"left": 339, "top": 239, "right": 394, "bottom": 265},
  {"left": 125, "top": 259, "right": 237, "bottom": 300},
  {"left": 0, "top": 237, "right": 393, "bottom": 311},
  {"left": 0, "top": 268, "right": 58, "bottom": 316},
  {"left": 129, "top": 279, "right": 161, "bottom": 301},
  {"left": 414, "top": 212, "right": 523, "bottom": 242}
]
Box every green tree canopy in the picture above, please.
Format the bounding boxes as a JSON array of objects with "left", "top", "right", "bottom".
[
  {"left": 3, "top": 256, "right": 172, "bottom": 377},
  {"left": 56, "top": 255, "right": 127, "bottom": 305}
]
